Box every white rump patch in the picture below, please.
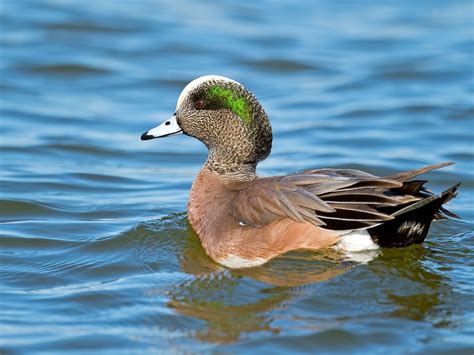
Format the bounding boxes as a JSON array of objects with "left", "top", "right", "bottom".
[
  {"left": 334, "top": 230, "right": 380, "bottom": 263},
  {"left": 176, "top": 75, "right": 241, "bottom": 108},
  {"left": 337, "top": 230, "right": 379, "bottom": 251},
  {"left": 218, "top": 255, "right": 266, "bottom": 269}
]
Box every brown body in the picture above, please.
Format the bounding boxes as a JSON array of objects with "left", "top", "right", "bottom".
[{"left": 188, "top": 169, "right": 338, "bottom": 267}]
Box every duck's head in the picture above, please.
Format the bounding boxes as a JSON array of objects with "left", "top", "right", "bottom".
[{"left": 141, "top": 75, "right": 272, "bottom": 178}]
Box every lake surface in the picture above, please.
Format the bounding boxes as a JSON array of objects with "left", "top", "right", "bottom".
[{"left": 1, "top": 0, "right": 473, "bottom": 353}]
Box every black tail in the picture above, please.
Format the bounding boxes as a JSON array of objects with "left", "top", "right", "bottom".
[{"left": 369, "top": 183, "right": 460, "bottom": 248}]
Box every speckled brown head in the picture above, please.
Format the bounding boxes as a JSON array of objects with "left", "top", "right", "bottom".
[{"left": 141, "top": 75, "right": 272, "bottom": 179}]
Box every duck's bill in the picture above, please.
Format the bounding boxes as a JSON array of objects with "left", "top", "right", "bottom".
[{"left": 141, "top": 115, "right": 183, "bottom": 140}]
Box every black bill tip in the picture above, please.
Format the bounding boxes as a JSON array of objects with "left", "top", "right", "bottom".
[{"left": 141, "top": 132, "right": 154, "bottom": 141}]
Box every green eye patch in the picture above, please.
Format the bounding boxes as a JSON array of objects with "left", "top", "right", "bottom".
[{"left": 206, "top": 85, "right": 252, "bottom": 125}]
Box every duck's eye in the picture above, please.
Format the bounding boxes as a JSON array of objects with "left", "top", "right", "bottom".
[{"left": 194, "top": 99, "right": 206, "bottom": 109}]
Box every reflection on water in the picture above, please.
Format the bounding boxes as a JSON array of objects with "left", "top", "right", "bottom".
[
  {"left": 128, "top": 215, "right": 470, "bottom": 347},
  {"left": 369, "top": 246, "right": 448, "bottom": 322},
  {"left": 1, "top": 0, "right": 473, "bottom": 353},
  {"left": 165, "top": 221, "right": 353, "bottom": 343},
  {"left": 167, "top": 273, "right": 287, "bottom": 343}
]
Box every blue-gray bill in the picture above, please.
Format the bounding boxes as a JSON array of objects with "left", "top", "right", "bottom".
[{"left": 141, "top": 115, "right": 182, "bottom": 140}]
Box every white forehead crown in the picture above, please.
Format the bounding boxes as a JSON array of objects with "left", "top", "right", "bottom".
[{"left": 176, "top": 75, "right": 241, "bottom": 109}]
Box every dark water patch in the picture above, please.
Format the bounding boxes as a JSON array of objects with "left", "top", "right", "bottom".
[
  {"left": 0, "top": 108, "right": 97, "bottom": 128},
  {"left": 17, "top": 63, "right": 110, "bottom": 76},
  {"left": 2, "top": 146, "right": 129, "bottom": 168},
  {"left": 0, "top": 82, "right": 36, "bottom": 95},
  {"left": 153, "top": 77, "right": 196, "bottom": 90},
  {"left": 68, "top": 172, "right": 142, "bottom": 185},
  {"left": 398, "top": 104, "right": 444, "bottom": 114},
  {"left": 137, "top": 151, "right": 208, "bottom": 166},
  {"left": 429, "top": 132, "right": 474, "bottom": 142},
  {"left": 45, "top": 21, "right": 141, "bottom": 34},
  {"left": 17, "top": 334, "right": 137, "bottom": 354},
  {"left": 330, "top": 136, "right": 391, "bottom": 148},
  {"left": 0, "top": 220, "right": 134, "bottom": 243},
  {"left": 372, "top": 66, "right": 464, "bottom": 82},
  {"left": 240, "top": 58, "right": 317, "bottom": 73},
  {"left": 0, "top": 179, "right": 149, "bottom": 197},
  {"left": 446, "top": 152, "right": 474, "bottom": 163},
  {"left": 339, "top": 37, "right": 412, "bottom": 51},
  {"left": 326, "top": 75, "right": 376, "bottom": 93},
  {"left": 0, "top": 198, "right": 155, "bottom": 222},
  {"left": 124, "top": 214, "right": 192, "bottom": 273},
  {"left": 159, "top": 42, "right": 209, "bottom": 55},
  {"left": 447, "top": 107, "right": 474, "bottom": 120},
  {"left": 0, "top": 263, "right": 69, "bottom": 291},
  {"left": 222, "top": 327, "right": 408, "bottom": 354},
  {"left": 1, "top": 223, "right": 148, "bottom": 289},
  {"left": 0, "top": 199, "right": 71, "bottom": 220},
  {"left": 0, "top": 235, "right": 78, "bottom": 252},
  {"left": 42, "top": 143, "right": 124, "bottom": 157},
  {"left": 332, "top": 107, "right": 395, "bottom": 119},
  {"left": 248, "top": 35, "right": 298, "bottom": 47}
]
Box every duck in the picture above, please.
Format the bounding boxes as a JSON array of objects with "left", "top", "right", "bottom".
[{"left": 141, "top": 75, "right": 460, "bottom": 269}]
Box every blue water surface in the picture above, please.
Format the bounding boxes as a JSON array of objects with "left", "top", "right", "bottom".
[{"left": 1, "top": 0, "right": 473, "bottom": 353}]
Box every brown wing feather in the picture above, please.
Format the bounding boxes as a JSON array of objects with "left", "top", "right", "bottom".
[
  {"left": 384, "top": 162, "right": 453, "bottom": 182},
  {"left": 230, "top": 177, "right": 334, "bottom": 227},
  {"left": 230, "top": 171, "right": 397, "bottom": 228},
  {"left": 229, "top": 164, "right": 456, "bottom": 231}
]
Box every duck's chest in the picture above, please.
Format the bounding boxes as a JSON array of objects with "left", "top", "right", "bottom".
[{"left": 187, "top": 170, "right": 237, "bottom": 237}]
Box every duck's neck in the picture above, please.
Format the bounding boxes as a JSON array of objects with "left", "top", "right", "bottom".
[{"left": 204, "top": 150, "right": 257, "bottom": 181}]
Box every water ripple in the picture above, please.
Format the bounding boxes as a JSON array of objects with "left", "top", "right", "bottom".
[{"left": 1, "top": 0, "right": 473, "bottom": 353}]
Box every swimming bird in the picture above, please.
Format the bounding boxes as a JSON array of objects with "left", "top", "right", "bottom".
[{"left": 141, "top": 75, "right": 460, "bottom": 268}]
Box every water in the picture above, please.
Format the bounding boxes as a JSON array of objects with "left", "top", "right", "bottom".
[{"left": 1, "top": 0, "right": 473, "bottom": 353}]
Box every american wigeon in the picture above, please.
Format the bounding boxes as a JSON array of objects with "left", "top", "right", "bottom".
[{"left": 141, "top": 75, "right": 460, "bottom": 268}]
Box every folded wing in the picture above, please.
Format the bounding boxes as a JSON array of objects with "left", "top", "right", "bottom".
[{"left": 229, "top": 162, "right": 456, "bottom": 230}]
